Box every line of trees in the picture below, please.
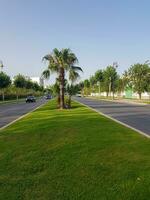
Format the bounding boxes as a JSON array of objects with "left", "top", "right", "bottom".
[
  {"left": 0, "top": 72, "right": 43, "bottom": 101},
  {"left": 80, "top": 62, "right": 150, "bottom": 99}
]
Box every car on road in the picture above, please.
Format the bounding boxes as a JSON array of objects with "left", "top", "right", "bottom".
[
  {"left": 45, "top": 94, "right": 51, "bottom": 100},
  {"left": 76, "top": 93, "right": 82, "bottom": 97},
  {"left": 26, "top": 96, "right": 36, "bottom": 103}
]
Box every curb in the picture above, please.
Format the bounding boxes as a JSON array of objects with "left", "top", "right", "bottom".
[
  {"left": 0, "top": 101, "right": 47, "bottom": 131},
  {"left": 74, "top": 99, "right": 150, "bottom": 139}
]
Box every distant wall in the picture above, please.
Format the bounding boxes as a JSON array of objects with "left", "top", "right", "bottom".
[{"left": 91, "top": 92, "right": 150, "bottom": 99}]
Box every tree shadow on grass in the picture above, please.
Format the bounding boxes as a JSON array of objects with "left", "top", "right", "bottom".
[{"left": 67, "top": 105, "right": 82, "bottom": 109}]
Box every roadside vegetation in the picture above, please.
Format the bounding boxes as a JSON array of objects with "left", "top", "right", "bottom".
[
  {"left": 1, "top": 48, "right": 150, "bottom": 105},
  {"left": 0, "top": 72, "right": 44, "bottom": 101},
  {"left": 0, "top": 99, "right": 150, "bottom": 199},
  {"left": 80, "top": 61, "right": 150, "bottom": 100}
]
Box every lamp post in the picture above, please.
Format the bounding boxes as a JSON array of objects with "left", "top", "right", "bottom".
[
  {"left": 97, "top": 81, "right": 101, "bottom": 98},
  {"left": 147, "top": 72, "right": 150, "bottom": 101},
  {"left": 112, "top": 62, "right": 118, "bottom": 99},
  {"left": 109, "top": 77, "right": 111, "bottom": 98}
]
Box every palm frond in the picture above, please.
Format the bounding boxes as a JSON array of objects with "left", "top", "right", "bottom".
[
  {"left": 42, "top": 69, "right": 50, "bottom": 79},
  {"left": 69, "top": 70, "right": 80, "bottom": 83},
  {"left": 42, "top": 54, "right": 53, "bottom": 61},
  {"left": 71, "top": 66, "right": 83, "bottom": 72}
]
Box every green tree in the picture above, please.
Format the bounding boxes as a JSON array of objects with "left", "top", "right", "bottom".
[
  {"left": 89, "top": 76, "right": 96, "bottom": 92},
  {"left": 127, "top": 63, "right": 150, "bottom": 99},
  {"left": 145, "top": 72, "right": 150, "bottom": 99},
  {"left": 66, "top": 84, "right": 79, "bottom": 108},
  {"left": 32, "top": 82, "right": 41, "bottom": 91},
  {"left": 103, "top": 66, "right": 118, "bottom": 98},
  {"left": 25, "top": 79, "right": 33, "bottom": 90},
  {"left": 13, "top": 74, "right": 26, "bottom": 100},
  {"left": 0, "top": 72, "right": 11, "bottom": 101},
  {"left": 84, "top": 79, "right": 90, "bottom": 88},
  {"left": 42, "top": 48, "right": 82, "bottom": 109},
  {"left": 83, "top": 79, "right": 90, "bottom": 96}
]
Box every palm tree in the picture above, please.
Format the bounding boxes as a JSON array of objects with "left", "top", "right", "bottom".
[{"left": 42, "top": 48, "right": 83, "bottom": 109}]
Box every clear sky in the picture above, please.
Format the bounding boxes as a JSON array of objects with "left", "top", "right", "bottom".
[{"left": 1, "top": 0, "right": 150, "bottom": 83}]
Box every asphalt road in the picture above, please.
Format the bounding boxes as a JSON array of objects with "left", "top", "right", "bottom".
[
  {"left": 74, "top": 97, "right": 150, "bottom": 136},
  {"left": 0, "top": 98, "right": 47, "bottom": 128}
]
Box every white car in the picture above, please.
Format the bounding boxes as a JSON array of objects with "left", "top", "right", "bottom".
[{"left": 76, "top": 93, "right": 82, "bottom": 97}]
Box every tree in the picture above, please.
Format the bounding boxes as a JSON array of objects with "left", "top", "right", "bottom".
[
  {"left": 145, "top": 72, "right": 150, "bottom": 99},
  {"left": 32, "top": 82, "right": 41, "bottom": 91},
  {"left": 89, "top": 76, "right": 96, "bottom": 92},
  {"left": 103, "top": 66, "right": 118, "bottom": 98},
  {"left": 0, "top": 72, "right": 11, "bottom": 101},
  {"left": 84, "top": 79, "right": 90, "bottom": 88},
  {"left": 66, "top": 84, "right": 79, "bottom": 108},
  {"left": 25, "top": 79, "right": 33, "bottom": 90},
  {"left": 83, "top": 79, "right": 90, "bottom": 96},
  {"left": 78, "top": 81, "right": 84, "bottom": 90},
  {"left": 127, "top": 63, "right": 150, "bottom": 99},
  {"left": 42, "top": 48, "right": 82, "bottom": 109},
  {"left": 13, "top": 74, "right": 26, "bottom": 100}
]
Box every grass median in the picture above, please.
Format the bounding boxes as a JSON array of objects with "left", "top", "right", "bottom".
[{"left": 0, "top": 99, "right": 150, "bottom": 200}]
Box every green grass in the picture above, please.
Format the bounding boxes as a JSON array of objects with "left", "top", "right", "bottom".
[{"left": 0, "top": 100, "right": 150, "bottom": 200}]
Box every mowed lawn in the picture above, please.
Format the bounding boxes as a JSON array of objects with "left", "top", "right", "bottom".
[{"left": 0, "top": 100, "right": 150, "bottom": 200}]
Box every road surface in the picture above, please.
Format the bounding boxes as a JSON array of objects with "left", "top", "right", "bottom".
[
  {"left": 74, "top": 97, "right": 150, "bottom": 136},
  {"left": 0, "top": 98, "right": 47, "bottom": 128}
]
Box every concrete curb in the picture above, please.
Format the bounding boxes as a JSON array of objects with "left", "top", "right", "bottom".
[
  {"left": 74, "top": 100, "right": 150, "bottom": 139},
  {"left": 0, "top": 101, "right": 47, "bottom": 131}
]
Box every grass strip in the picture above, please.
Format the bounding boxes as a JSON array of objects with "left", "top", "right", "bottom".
[{"left": 0, "top": 100, "right": 150, "bottom": 200}]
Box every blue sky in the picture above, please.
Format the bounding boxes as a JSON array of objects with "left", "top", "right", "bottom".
[{"left": 0, "top": 0, "right": 150, "bottom": 82}]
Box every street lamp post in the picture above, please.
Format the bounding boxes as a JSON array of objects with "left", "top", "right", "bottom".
[
  {"left": 147, "top": 72, "right": 150, "bottom": 101},
  {"left": 109, "top": 77, "right": 111, "bottom": 98},
  {"left": 112, "top": 62, "right": 118, "bottom": 99},
  {"left": 97, "top": 81, "right": 101, "bottom": 98}
]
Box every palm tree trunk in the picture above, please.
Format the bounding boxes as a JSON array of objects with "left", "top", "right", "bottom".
[
  {"left": 106, "top": 91, "right": 109, "bottom": 98},
  {"left": 57, "top": 94, "right": 60, "bottom": 108},
  {"left": 139, "top": 93, "right": 142, "bottom": 100},
  {"left": 68, "top": 95, "right": 71, "bottom": 108},
  {"left": 113, "top": 92, "right": 114, "bottom": 100},
  {"left": 59, "top": 68, "right": 65, "bottom": 109}
]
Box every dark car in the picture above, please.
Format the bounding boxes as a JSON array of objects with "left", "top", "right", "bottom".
[
  {"left": 45, "top": 95, "right": 51, "bottom": 100},
  {"left": 26, "top": 96, "right": 36, "bottom": 103}
]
